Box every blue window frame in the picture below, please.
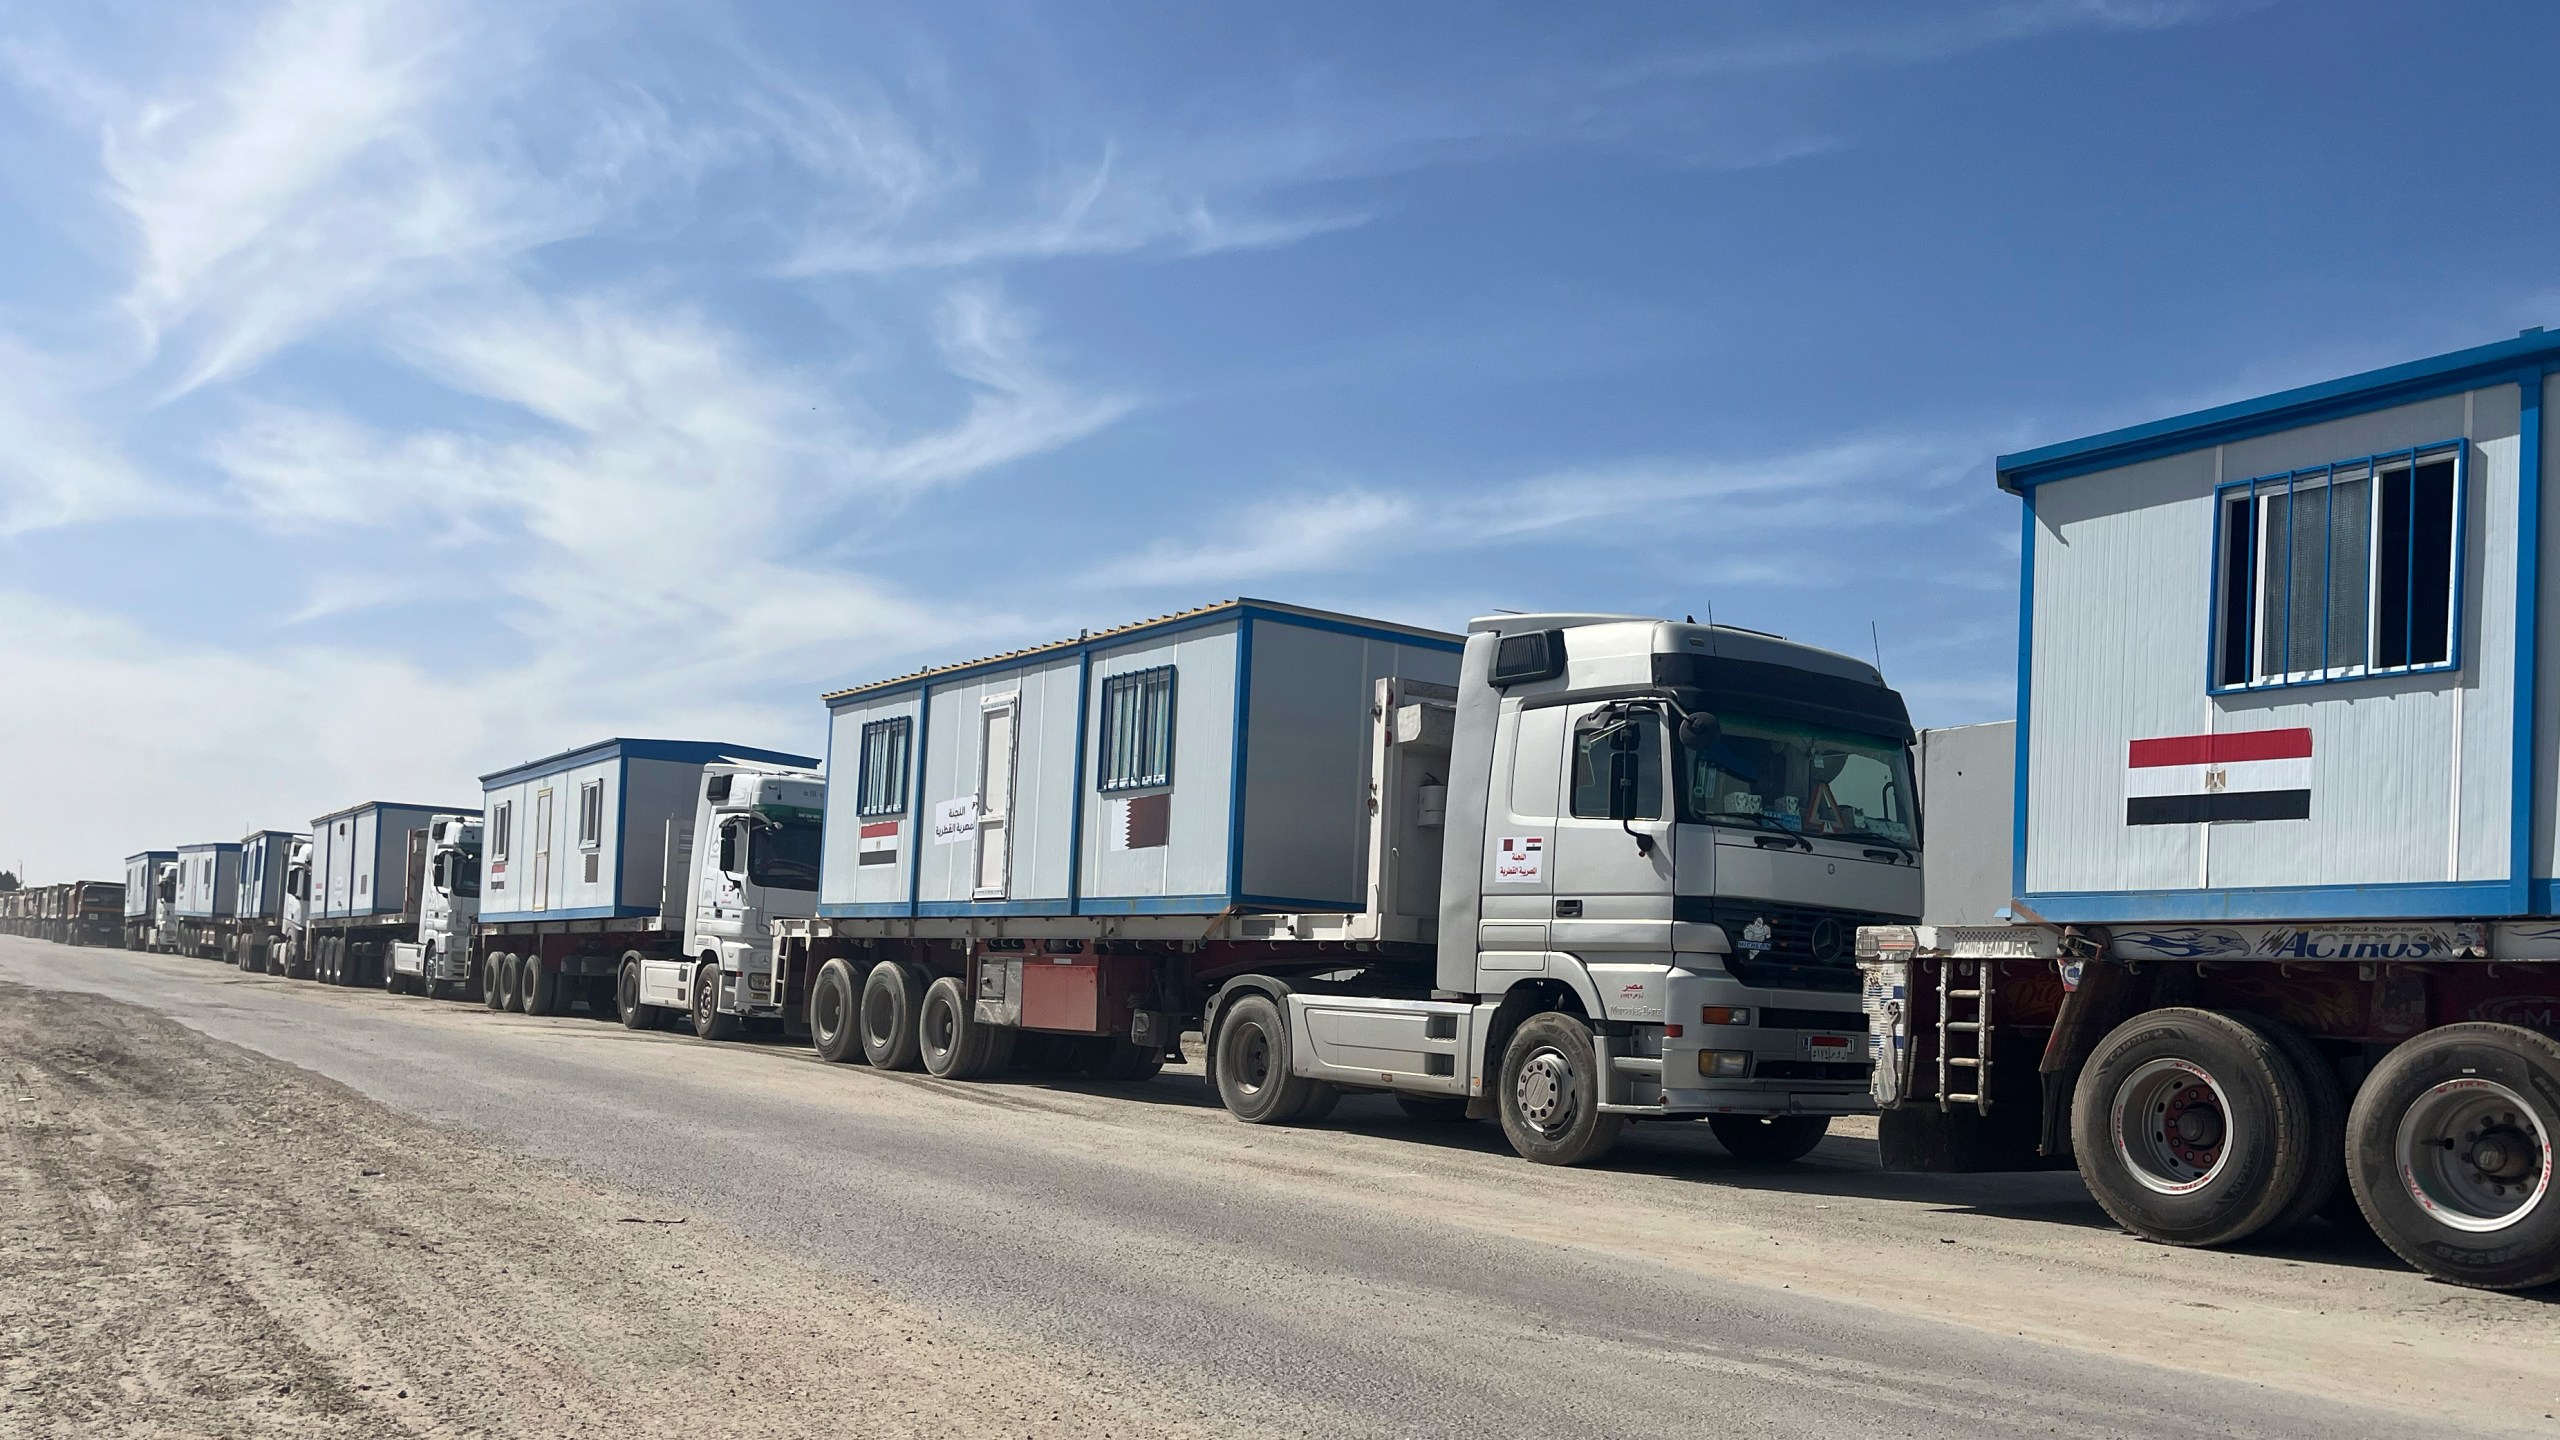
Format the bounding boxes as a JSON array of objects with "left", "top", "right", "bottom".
[
  {"left": 856, "top": 717, "right": 911, "bottom": 816},
  {"left": 1097, "top": 666, "right": 1176, "bottom": 792},
  {"left": 2210, "top": 440, "right": 2465, "bottom": 692}
]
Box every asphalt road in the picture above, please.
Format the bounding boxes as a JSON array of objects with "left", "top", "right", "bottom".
[{"left": 4, "top": 934, "right": 2549, "bottom": 1439}]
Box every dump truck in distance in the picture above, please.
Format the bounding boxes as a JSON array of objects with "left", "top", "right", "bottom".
[{"left": 766, "top": 599, "right": 1919, "bottom": 1165}]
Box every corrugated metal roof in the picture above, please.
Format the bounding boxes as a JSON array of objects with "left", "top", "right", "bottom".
[{"left": 819, "top": 598, "right": 1462, "bottom": 703}]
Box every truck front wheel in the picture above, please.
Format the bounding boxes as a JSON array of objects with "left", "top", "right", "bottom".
[
  {"left": 2071, "top": 1007, "right": 2316, "bottom": 1248},
  {"left": 691, "top": 961, "right": 739, "bottom": 1042},
  {"left": 1213, "top": 995, "right": 1324, "bottom": 1124},
  {"left": 2346, "top": 1022, "right": 2560, "bottom": 1290},
  {"left": 1497, "top": 1013, "right": 1625, "bottom": 1166},
  {"left": 1709, "top": 1114, "right": 1830, "bottom": 1162},
  {"left": 618, "top": 956, "right": 662, "bottom": 1030},
  {"left": 860, "top": 963, "right": 927, "bottom": 1071},
  {"left": 809, "top": 959, "right": 863, "bottom": 1062}
]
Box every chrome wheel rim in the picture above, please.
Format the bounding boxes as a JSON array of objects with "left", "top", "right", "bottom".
[
  {"left": 1513, "top": 1046, "right": 1579, "bottom": 1136},
  {"left": 2112, "top": 1057, "right": 2233, "bottom": 1195},
  {"left": 2395, "top": 1077, "right": 2550, "bottom": 1234},
  {"left": 1233, "top": 1023, "right": 1273, "bottom": 1097},
  {"left": 694, "top": 969, "right": 715, "bottom": 1025}
]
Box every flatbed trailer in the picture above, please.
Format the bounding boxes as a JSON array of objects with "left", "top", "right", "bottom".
[{"left": 1859, "top": 331, "right": 2560, "bottom": 1292}]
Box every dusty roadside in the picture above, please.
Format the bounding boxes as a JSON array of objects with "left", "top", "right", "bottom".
[{"left": 0, "top": 982, "right": 1276, "bottom": 1440}]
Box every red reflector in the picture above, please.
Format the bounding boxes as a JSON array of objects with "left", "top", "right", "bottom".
[{"left": 1664, "top": 1024, "right": 1684, "bottom": 1038}]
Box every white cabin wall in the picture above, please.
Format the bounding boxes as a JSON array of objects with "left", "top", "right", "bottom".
[
  {"left": 1082, "top": 625, "right": 1238, "bottom": 903},
  {"left": 2025, "top": 450, "right": 2215, "bottom": 894},
  {"left": 822, "top": 696, "right": 923, "bottom": 910},
  {"left": 2536, "top": 373, "right": 2560, "bottom": 885},
  {"left": 2027, "top": 385, "right": 2520, "bottom": 902},
  {"left": 621, "top": 760, "right": 704, "bottom": 914}
]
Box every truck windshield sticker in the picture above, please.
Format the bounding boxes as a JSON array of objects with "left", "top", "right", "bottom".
[
  {"left": 1494, "top": 836, "right": 1544, "bottom": 883},
  {"left": 932, "top": 798, "right": 979, "bottom": 846},
  {"left": 2125, "top": 728, "right": 2312, "bottom": 825}
]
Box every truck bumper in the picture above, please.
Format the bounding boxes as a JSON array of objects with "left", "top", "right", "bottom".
[{"left": 1655, "top": 958, "right": 1873, "bottom": 1116}]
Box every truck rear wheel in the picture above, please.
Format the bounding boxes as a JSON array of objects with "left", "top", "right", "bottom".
[
  {"left": 860, "top": 963, "right": 927, "bottom": 1070},
  {"left": 809, "top": 958, "right": 863, "bottom": 1062},
  {"left": 1085, "top": 1039, "right": 1165, "bottom": 1083},
  {"left": 493, "top": 952, "right": 522, "bottom": 1012},
  {"left": 522, "top": 956, "right": 560, "bottom": 1017},
  {"left": 1709, "top": 1114, "right": 1831, "bottom": 1162},
  {"left": 2235, "top": 1013, "right": 2346, "bottom": 1236},
  {"left": 691, "top": 962, "right": 740, "bottom": 1041},
  {"left": 1212, "top": 995, "right": 1322, "bottom": 1124},
  {"left": 2071, "top": 1007, "right": 2315, "bottom": 1248},
  {"left": 1497, "top": 1012, "right": 1625, "bottom": 1166},
  {"left": 2346, "top": 1022, "right": 2560, "bottom": 1290},
  {"left": 481, "top": 954, "right": 507, "bottom": 1010},
  {"left": 236, "top": 936, "right": 264, "bottom": 974},
  {"left": 919, "top": 975, "right": 1009, "bottom": 1079}
]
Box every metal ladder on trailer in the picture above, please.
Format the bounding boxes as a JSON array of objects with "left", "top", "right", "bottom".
[{"left": 1936, "top": 959, "right": 1994, "bottom": 1114}]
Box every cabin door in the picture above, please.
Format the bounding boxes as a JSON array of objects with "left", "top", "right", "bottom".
[
  {"left": 531, "top": 788, "right": 554, "bottom": 912},
  {"left": 975, "top": 699, "right": 1018, "bottom": 899}
]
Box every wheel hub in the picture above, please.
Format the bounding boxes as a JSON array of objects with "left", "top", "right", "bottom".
[
  {"left": 2397, "top": 1079, "right": 2550, "bottom": 1233},
  {"left": 2112, "top": 1058, "right": 2233, "bottom": 1195},
  {"left": 1514, "top": 1049, "right": 1575, "bottom": 1133}
]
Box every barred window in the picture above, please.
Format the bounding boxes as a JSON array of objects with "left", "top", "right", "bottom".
[
  {"left": 1097, "top": 667, "right": 1176, "bottom": 792},
  {"left": 856, "top": 717, "right": 911, "bottom": 816},
  {"left": 2213, "top": 442, "right": 2462, "bottom": 690}
]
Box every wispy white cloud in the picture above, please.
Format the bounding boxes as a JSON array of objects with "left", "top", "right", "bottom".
[
  {"left": 1620, "top": 0, "right": 2222, "bottom": 83},
  {"left": 0, "top": 339, "right": 173, "bottom": 535}
]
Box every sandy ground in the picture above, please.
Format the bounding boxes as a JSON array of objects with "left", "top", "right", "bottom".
[{"left": 0, "top": 983, "right": 1269, "bottom": 1440}]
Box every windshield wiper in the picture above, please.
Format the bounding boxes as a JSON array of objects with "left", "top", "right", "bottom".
[
  {"left": 1831, "top": 828, "right": 1917, "bottom": 863},
  {"left": 1700, "top": 810, "right": 1814, "bottom": 851}
]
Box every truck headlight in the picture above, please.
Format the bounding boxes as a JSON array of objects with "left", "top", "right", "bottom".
[{"left": 1699, "top": 1050, "right": 1751, "bottom": 1079}]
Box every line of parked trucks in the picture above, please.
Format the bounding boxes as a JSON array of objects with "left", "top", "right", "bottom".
[{"left": 12, "top": 333, "right": 2560, "bottom": 1294}]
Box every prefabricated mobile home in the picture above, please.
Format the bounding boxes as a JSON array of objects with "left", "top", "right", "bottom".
[{"left": 815, "top": 599, "right": 1464, "bottom": 923}]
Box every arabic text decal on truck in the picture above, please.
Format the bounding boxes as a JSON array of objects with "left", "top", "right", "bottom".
[
  {"left": 766, "top": 598, "right": 1920, "bottom": 1164},
  {"left": 1860, "top": 328, "right": 2560, "bottom": 1292}
]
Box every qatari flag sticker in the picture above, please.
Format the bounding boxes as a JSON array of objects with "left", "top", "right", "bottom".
[{"left": 2125, "top": 728, "right": 2312, "bottom": 826}]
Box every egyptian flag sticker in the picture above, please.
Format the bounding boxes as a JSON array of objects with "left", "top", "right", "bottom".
[
  {"left": 857, "top": 820, "right": 900, "bottom": 866},
  {"left": 2126, "top": 728, "right": 2312, "bottom": 825}
]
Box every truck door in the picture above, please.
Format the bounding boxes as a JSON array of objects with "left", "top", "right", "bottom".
[
  {"left": 1479, "top": 703, "right": 1562, "bottom": 974},
  {"left": 975, "top": 698, "right": 1018, "bottom": 899},
  {"left": 531, "top": 788, "right": 553, "bottom": 912},
  {"left": 1549, "top": 702, "right": 1676, "bottom": 973}
]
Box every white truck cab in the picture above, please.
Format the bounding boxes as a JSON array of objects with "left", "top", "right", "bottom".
[
  {"left": 386, "top": 815, "right": 482, "bottom": 996},
  {"left": 630, "top": 764, "right": 825, "bottom": 1033}
]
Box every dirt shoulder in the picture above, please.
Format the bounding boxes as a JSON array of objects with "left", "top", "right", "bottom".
[{"left": 0, "top": 981, "right": 1269, "bottom": 1440}]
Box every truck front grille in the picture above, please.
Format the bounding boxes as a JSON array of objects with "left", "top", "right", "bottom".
[{"left": 1678, "top": 898, "right": 1912, "bottom": 994}]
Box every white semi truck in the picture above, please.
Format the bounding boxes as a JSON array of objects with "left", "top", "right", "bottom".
[
  {"left": 384, "top": 815, "right": 481, "bottom": 997},
  {"left": 764, "top": 600, "right": 1920, "bottom": 1165}
]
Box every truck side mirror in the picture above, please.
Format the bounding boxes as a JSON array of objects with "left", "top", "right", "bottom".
[{"left": 1677, "top": 712, "right": 1721, "bottom": 751}]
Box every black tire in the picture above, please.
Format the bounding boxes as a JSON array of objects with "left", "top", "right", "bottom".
[
  {"left": 494, "top": 952, "right": 522, "bottom": 1013},
  {"left": 521, "top": 955, "right": 559, "bottom": 1016},
  {"left": 860, "top": 962, "right": 926, "bottom": 1071},
  {"left": 1709, "top": 1114, "right": 1832, "bottom": 1162},
  {"left": 919, "top": 975, "right": 1009, "bottom": 1079},
  {"left": 618, "top": 956, "right": 660, "bottom": 1030},
  {"left": 2346, "top": 1022, "right": 2560, "bottom": 1291},
  {"left": 321, "top": 937, "right": 341, "bottom": 985},
  {"left": 2071, "top": 1007, "right": 2316, "bottom": 1249},
  {"left": 1395, "top": 1095, "right": 1472, "bottom": 1124},
  {"left": 1211, "top": 994, "right": 1321, "bottom": 1124},
  {"left": 2233, "top": 1013, "right": 2347, "bottom": 1236},
  {"left": 482, "top": 953, "right": 508, "bottom": 1011},
  {"left": 235, "top": 936, "right": 263, "bottom": 974},
  {"left": 809, "top": 958, "right": 864, "bottom": 1062},
  {"left": 1496, "top": 1012, "right": 1625, "bottom": 1165},
  {"left": 691, "top": 961, "right": 739, "bottom": 1041}
]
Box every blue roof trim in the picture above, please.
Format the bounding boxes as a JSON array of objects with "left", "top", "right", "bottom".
[
  {"left": 2026, "top": 879, "right": 2513, "bottom": 924},
  {"left": 479, "top": 737, "right": 817, "bottom": 788},
  {"left": 823, "top": 600, "right": 1463, "bottom": 711},
  {"left": 312, "top": 800, "right": 480, "bottom": 826},
  {"left": 175, "top": 842, "right": 244, "bottom": 855},
  {"left": 1998, "top": 329, "right": 2560, "bottom": 492}
]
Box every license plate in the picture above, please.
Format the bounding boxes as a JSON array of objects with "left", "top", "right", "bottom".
[{"left": 1804, "top": 1034, "right": 1861, "bottom": 1062}]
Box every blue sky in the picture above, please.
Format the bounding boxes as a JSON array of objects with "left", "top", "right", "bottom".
[{"left": 3, "top": 0, "right": 2556, "bottom": 878}]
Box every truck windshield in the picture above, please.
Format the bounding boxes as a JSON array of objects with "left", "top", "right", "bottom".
[
  {"left": 749, "top": 819, "right": 822, "bottom": 890},
  {"left": 450, "top": 848, "right": 482, "bottom": 898},
  {"left": 1679, "top": 713, "right": 1915, "bottom": 844}
]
